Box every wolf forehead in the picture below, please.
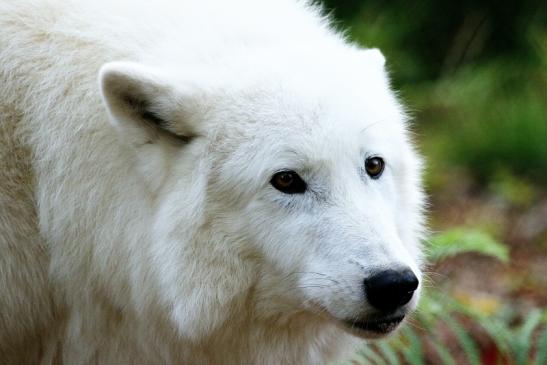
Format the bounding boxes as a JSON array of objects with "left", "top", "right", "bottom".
[{"left": 199, "top": 52, "right": 408, "bottom": 155}]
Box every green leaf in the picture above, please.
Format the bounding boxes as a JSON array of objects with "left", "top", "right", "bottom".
[
  {"left": 471, "top": 316, "right": 512, "bottom": 360},
  {"left": 443, "top": 315, "right": 481, "bottom": 365},
  {"left": 536, "top": 326, "right": 547, "bottom": 365},
  {"left": 427, "top": 228, "right": 509, "bottom": 263},
  {"left": 431, "top": 338, "right": 457, "bottom": 365},
  {"left": 377, "top": 341, "right": 400, "bottom": 365},
  {"left": 515, "top": 309, "right": 542, "bottom": 365},
  {"left": 432, "top": 291, "right": 512, "bottom": 358},
  {"left": 414, "top": 291, "right": 444, "bottom": 327},
  {"left": 400, "top": 327, "right": 424, "bottom": 365},
  {"left": 356, "top": 345, "right": 386, "bottom": 365}
]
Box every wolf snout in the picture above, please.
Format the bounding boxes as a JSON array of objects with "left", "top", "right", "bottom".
[{"left": 364, "top": 268, "right": 419, "bottom": 311}]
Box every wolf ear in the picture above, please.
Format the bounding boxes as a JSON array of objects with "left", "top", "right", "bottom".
[
  {"left": 362, "top": 48, "right": 386, "bottom": 68},
  {"left": 99, "top": 62, "right": 201, "bottom": 146}
]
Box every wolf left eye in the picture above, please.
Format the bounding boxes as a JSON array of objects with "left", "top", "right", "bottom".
[
  {"left": 270, "top": 170, "right": 307, "bottom": 194},
  {"left": 365, "top": 156, "right": 385, "bottom": 179}
]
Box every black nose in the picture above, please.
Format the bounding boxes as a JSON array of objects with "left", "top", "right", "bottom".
[{"left": 364, "top": 268, "right": 419, "bottom": 311}]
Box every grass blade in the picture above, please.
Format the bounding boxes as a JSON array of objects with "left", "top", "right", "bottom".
[
  {"left": 377, "top": 341, "right": 400, "bottom": 365},
  {"left": 515, "top": 309, "right": 542, "bottom": 365},
  {"left": 431, "top": 338, "right": 457, "bottom": 365},
  {"left": 443, "top": 315, "right": 481, "bottom": 365},
  {"left": 432, "top": 290, "right": 512, "bottom": 360},
  {"left": 400, "top": 327, "right": 424, "bottom": 365},
  {"left": 535, "top": 326, "right": 547, "bottom": 365},
  {"left": 356, "top": 345, "right": 386, "bottom": 365}
]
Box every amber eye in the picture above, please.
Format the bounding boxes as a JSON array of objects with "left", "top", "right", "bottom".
[
  {"left": 365, "top": 156, "right": 385, "bottom": 179},
  {"left": 270, "top": 170, "right": 307, "bottom": 194}
]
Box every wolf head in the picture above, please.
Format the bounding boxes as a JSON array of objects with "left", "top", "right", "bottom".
[{"left": 99, "top": 46, "right": 426, "bottom": 340}]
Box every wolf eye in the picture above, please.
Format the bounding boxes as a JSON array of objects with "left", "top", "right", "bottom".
[
  {"left": 365, "top": 157, "right": 385, "bottom": 179},
  {"left": 271, "top": 170, "right": 307, "bottom": 194}
]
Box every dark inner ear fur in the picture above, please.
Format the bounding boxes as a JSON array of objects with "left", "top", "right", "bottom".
[{"left": 121, "top": 93, "right": 191, "bottom": 144}]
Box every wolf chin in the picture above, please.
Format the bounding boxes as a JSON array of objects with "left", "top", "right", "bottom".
[{"left": 0, "top": 0, "right": 426, "bottom": 364}]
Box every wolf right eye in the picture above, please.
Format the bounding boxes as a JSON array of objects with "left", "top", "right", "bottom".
[
  {"left": 365, "top": 156, "right": 385, "bottom": 179},
  {"left": 270, "top": 170, "right": 307, "bottom": 194}
]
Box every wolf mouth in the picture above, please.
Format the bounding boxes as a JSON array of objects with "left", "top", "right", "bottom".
[{"left": 344, "top": 315, "right": 405, "bottom": 334}]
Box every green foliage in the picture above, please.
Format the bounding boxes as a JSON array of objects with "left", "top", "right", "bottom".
[
  {"left": 377, "top": 342, "right": 400, "bottom": 365},
  {"left": 399, "top": 327, "right": 424, "bottom": 365},
  {"left": 414, "top": 60, "right": 547, "bottom": 185},
  {"left": 430, "top": 338, "right": 456, "bottom": 365},
  {"left": 427, "top": 228, "right": 509, "bottom": 263},
  {"left": 319, "top": 0, "right": 547, "bottom": 185},
  {"left": 515, "top": 310, "right": 543, "bottom": 365},
  {"left": 442, "top": 315, "right": 481, "bottom": 365},
  {"left": 536, "top": 327, "right": 547, "bottom": 365}
]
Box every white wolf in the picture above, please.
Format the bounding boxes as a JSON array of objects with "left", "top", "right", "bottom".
[{"left": 0, "top": 0, "right": 426, "bottom": 364}]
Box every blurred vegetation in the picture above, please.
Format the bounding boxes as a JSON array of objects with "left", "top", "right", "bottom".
[
  {"left": 320, "top": 0, "right": 547, "bottom": 364},
  {"left": 321, "top": 0, "right": 547, "bottom": 187}
]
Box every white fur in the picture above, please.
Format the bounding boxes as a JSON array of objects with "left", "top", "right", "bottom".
[{"left": 0, "top": 0, "right": 426, "bottom": 364}]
